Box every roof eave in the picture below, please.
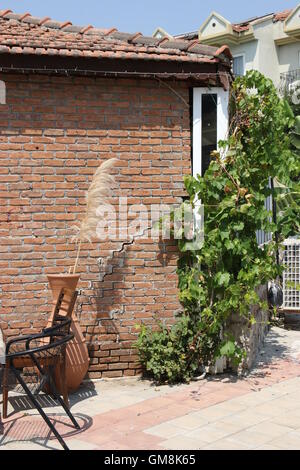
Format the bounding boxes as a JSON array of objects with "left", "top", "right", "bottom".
[
  {"left": 198, "top": 28, "right": 255, "bottom": 46},
  {"left": 0, "top": 52, "right": 232, "bottom": 88}
]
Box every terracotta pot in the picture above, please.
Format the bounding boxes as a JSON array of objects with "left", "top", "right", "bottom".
[{"left": 47, "top": 274, "right": 89, "bottom": 392}]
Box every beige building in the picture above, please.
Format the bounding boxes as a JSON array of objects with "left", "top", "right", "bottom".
[{"left": 154, "top": 4, "right": 300, "bottom": 87}]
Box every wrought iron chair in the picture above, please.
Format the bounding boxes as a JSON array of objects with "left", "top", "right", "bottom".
[
  {"left": 2, "top": 318, "right": 80, "bottom": 450},
  {"left": 2, "top": 288, "right": 78, "bottom": 418},
  {"left": 1, "top": 289, "right": 80, "bottom": 450}
]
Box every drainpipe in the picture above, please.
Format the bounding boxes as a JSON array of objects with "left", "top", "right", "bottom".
[{"left": 270, "top": 178, "right": 280, "bottom": 266}]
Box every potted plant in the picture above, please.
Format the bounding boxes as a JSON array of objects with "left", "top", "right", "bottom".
[{"left": 47, "top": 158, "right": 117, "bottom": 391}]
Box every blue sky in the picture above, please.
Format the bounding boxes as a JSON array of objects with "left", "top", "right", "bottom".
[{"left": 4, "top": 1, "right": 298, "bottom": 36}]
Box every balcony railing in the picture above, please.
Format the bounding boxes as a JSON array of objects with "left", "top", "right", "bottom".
[{"left": 279, "top": 69, "right": 300, "bottom": 95}]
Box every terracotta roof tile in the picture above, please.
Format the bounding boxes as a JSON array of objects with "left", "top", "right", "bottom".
[
  {"left": 22, "top": 15, "right": 50, "bottom": 25},
  {"left": 61, "top": 25, "right": 83, "bottom": 33},
  {"left": 80, "top": 25, "right": 93, "bottom": 34},
  {"left": 0, "top": 9, "right": 12, "bottom": 17},
  {"left": 87, "top": 27, "right": 117, "bottom": 36},
  {"left": 3, "top": 12, "right": 24, "bottom": 21},
  {"left": 0, "top": 8, "right": 232, "bottom": 67},
  {"left": 232, "top": 24, "right": 250, "bottom": 33},
  {"left": 132, "top": 36, "right": 160, "bottom": 46},
  {"left": 273, "top": 9, "right": 292, "bottom": 22},
  {"left": 42, "top": 20, "right": 64, "bottom": 29},
  {"left": 161, "top": 39, "right": 190, "bottom": 51}
]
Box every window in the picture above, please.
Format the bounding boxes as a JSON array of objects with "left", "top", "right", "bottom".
[
  {"left": 201, "top": 94, "right": 217, "bottom": 175},
  {"left": 192, "top": 88, "right": 229, "bottom": 231},
  {"left": 193, "top": 88, "right": 229, "bottom": 177},
  {"left": 233, "top": 55, "right": 245, "bottom": 77}
]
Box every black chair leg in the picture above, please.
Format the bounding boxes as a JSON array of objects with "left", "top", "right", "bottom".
[
  {"left": 30, "top": 357, "right": 80, "bottom": 430},
  {"left": 47, "top": 373, "right": 80, "bottom": 430},
  {"left": 11, "top": 365, "right": 70, "bottom": 451}
]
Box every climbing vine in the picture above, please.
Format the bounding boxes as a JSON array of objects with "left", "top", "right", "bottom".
[{"left": 135, "top": 71, "right": 299, "bottom": 384}]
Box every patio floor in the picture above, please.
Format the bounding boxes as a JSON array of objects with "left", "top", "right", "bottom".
[{"left": 1, "top": 326, "right": 300, "bottom": 450}]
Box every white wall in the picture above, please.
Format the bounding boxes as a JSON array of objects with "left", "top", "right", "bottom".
[
  {"left": 253, "top": 19, "right": 281, "bottom": 85},
  {"left": 201, "top": 15, "right": 228, "bottom": 36},
  {"left": 278, "top": 41, "right": 300, "bottom": 74},
  {"left": 230, "top": 41, "right": 258, "bottom": 74}
]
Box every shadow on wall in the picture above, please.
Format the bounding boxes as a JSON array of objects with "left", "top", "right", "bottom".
[{"left": 77, "top": 235, "right": 179, "bottom": 372}]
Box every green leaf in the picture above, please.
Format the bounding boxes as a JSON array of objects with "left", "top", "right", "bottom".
[
  {"left": 215, "top": 272, "right": 230, "bottom": 287},
  {"left": 219, "top": 341, "right": 236, "bottom": 357}
]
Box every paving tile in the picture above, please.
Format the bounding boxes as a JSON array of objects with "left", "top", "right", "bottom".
[
  {"left": 269, "top": 378, "right": 300, "bottom": 394},
  {"left": 163, "top": 413, "right": 209, "bottom": 431},
  {"left": 202, "top": 438, "right": 252, "bottom": 450},
  {"left": 96, "top": 442, "right": 135, "bottom": 450},
  {"left": 248, "top": 387, "right": 288, "bottom": 400},
  {"left": 284, "top": 391, "right": 300, "bottom": 402},
  {"left": 271, "top": 412, "right": 300, "bottom": 430},
  {"left": 253, "top": 401, "right": 289, "bottom": 418},
  {"left": 177, "top": 395, "right": 220, "bottom": 410},
  {"left": 65, "top": 438, "right": 101, "bottom": 450},
  {"left": 189, "top": 401, "right": 245, "bottom": 423},
  {"left": 186, "top": 423, "right": 236, "bottom": 444},
  {"left": 268, "top": 431, "right": 300, "bottom": 450},
  {"left": 71, "top": 401, "right": 117, "bottom": 416},
  {"left": 74, "top": 429, "right": 118, "bottom": 446},
  {"left": 145, "top": 422, "right": 184, "bottom": 439},
  {"left": 257, "top": 444, "right": 285, "bottom": 450},
  {"left": 265, "top": 396, "right": 299, "bottom": 411},
  {"left": 112, "top": 431, "right": 163, "bottom": 450},
  {"left": 208, "top": 419, "right": 247, "bottom": 436},
  {"left": 210, "top": 400, "right": 247, "bottom": 413},
  {"left": 160, "top": 435, "right": 206, "bottom": 450},
  {"left": 247, "top": 421, "right": 292, "bottom": 438},
  {"left": 137, "top": 404, "right": 193, "bottom": 427},
  {"left": 134, "top": 396, "right": 176, "bottom": 411},
  {"left": 288, "top": 407, "right": 300, "bottom": 418},
  {"left": 232, "top": 392, "right": 275, "bottom": 407},
  {"left": 0, "top": 441, "right": 46, "bottom": 450},
  {"left": 219, "top": 410, "right": 269, "bottom": 428},
  {"left": 226, "top": 429, "right": 273, "bottom": 447}
]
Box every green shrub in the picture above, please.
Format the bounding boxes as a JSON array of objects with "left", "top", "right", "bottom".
[
  {"left": 135, "top": 71, "right": 299, "bottom": 384},
  {"left": 134, "top": 313, "right": 220, "bottom": 384}
]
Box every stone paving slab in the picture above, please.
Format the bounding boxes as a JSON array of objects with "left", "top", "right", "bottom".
[{"left": 1, "top": 326, "right": 300, "bottom": 450}]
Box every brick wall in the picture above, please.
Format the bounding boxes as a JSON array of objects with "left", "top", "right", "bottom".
[{"left": 0, "top": 74, "right": 191, "bottom": 378}]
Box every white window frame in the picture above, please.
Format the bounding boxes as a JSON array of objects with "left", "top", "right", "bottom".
[
  {"left": 192, "top": 87, "right": 229, "bottom": 178},
  {"left": 233, "top": 53, "right": 246, "bottom": 77},
  {"left": 192, "top": 87, "right": 229, "bottom": 230}
]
